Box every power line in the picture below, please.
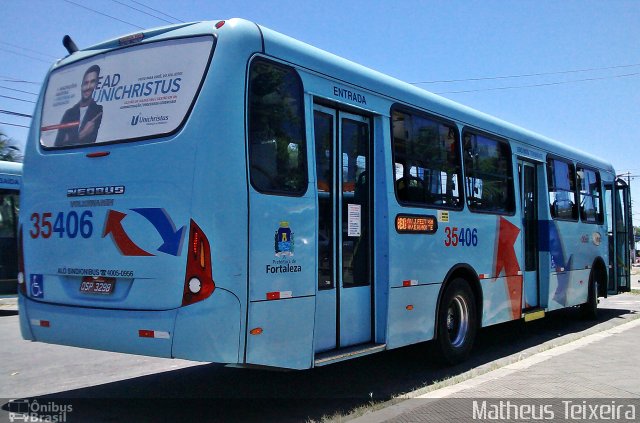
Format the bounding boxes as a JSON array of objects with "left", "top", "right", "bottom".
[
  {"left": 410, "top": 63, "right": 640, "bottom": 85},
  {"left": 129, "top": 0, "right": 184, "bottom": 23},
  {"left": 434, "top": 72, "right": 640, "bottom": 95},
  {"left": 0, "top": 121, "right": 30, "bottom": 128},
  {"left": 0, "top": 85, "right": 38, "bottom": 96},
  {"left": 0, "top": 48, "right": 51, "bottom": 64},
  {"left": 0, "top": 110, "right": 32, "bottom": 118},
  {"left": 0, "top": 94, "right": 36, "bottom": 104},
  {"left": 0, "top": 41, "right": 58, "bottom": 59},
  {"left": 110, "top": 0, "right": 175, "bottom": 24},
  {"left": 63, "top": 0, "right": 145, "bottom": 30},
  {"left": 0, "top": 76, "right": 41, "bottom": 86}
]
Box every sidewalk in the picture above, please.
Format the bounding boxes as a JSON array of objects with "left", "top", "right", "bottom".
[
  {"left": 0, "top": 295, "right": 18, "bottom": 313},
  {"left": 353, "top": 313, "right": 640, "bottom": 423}
]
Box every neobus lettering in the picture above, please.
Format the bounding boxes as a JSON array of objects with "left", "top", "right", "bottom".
[{"left": 67, "top": 186, "right": 125, "bottom": 197}]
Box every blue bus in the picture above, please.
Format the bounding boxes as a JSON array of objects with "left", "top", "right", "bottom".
[
  {"left": 1, "top": 160, "right": 21, "bottom": 294},
  {"left": 19, "top": 19, "right": 632, "bottom": 369}
]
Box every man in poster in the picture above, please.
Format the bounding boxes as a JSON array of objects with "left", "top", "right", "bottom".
[{"left": 54, "top": 65, "right": 103, "bottom": 146}]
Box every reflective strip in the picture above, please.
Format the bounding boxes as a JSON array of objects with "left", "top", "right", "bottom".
[
  {"left": 266, "top": 291, "right": 292, "bottom": 300},
  {"left": 138, "top": 330, "right": 170, "bottom": 339},
  {"left": 479, "top": 273, "right": 490, "bottom": 279},
  {"left": 30, "top": 319, "right": 50, "bottom": 327},
  {"left": 402, "top": 280, "right": 418, "bottom": 287}
]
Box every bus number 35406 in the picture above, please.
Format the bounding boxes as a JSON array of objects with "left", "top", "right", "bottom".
[
  {"left": 444, "top": 227, "right": 478, "bottom": 247},
  {"left": 30, "top": 211, "right": 94, "bottom": 239}
]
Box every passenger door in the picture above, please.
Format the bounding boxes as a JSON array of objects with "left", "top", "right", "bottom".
[
  {"left": 518, "top": 160, "right": 540, "bottom": 308},
  {"left": 313, "top": 104, "right": 373, "bottom": 352},
  {"left": 606, "top": 179, "right": 631, "bottom": 293}
]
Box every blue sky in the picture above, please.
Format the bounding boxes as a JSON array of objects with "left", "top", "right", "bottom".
[{"left": 1, "top": 0, "right": 639, "bottom": 221}]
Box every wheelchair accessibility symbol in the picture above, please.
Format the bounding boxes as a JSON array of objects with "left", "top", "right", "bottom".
[{"left": 30, "top": 274, "right": 44, "bottom": 298}]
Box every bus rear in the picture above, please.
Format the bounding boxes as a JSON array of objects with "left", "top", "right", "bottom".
[{"left": 19, "top": 20, "right": 261, "bottom": 363}]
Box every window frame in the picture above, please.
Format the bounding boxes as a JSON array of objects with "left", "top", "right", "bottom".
[
  {"left": 546, "top": 156, "right": 579, "bottom": 222},
  {"left": 40, "top": 35, "right": 217, "bottom": 150},
  {"left": 390, "top": 104, "right": 464, "bottom": 211},
  {"left": 461, "top": 128, "right": 515, "bottom": 216},
  {"left": 247, "top": 57, "right": 308, "bottom": 197},
  {"left": 576, "top": 164, "right": 604, "bottom": 225}
]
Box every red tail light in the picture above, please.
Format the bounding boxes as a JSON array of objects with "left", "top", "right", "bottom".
[
  {"left": 182, "top": 220, "right": 215, "bottom": 306},
  {"left": 17, "top": 225, "right": 26, "bottom": 295}
]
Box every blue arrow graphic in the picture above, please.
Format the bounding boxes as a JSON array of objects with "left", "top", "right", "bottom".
[{"left": 131, "top": 208, "right": 186, "bottom": 256}]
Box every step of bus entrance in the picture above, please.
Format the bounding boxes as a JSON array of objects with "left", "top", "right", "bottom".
[
  {"left": 314, "top": 343, "right": 386, "bottom": 367},
  {"left": 523, "top": 308, "right": 546, "bottom": 322}
]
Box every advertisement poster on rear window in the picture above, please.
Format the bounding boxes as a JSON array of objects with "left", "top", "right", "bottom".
[{"left": 40, "top": 36, "right": 213, "bottom": 148}]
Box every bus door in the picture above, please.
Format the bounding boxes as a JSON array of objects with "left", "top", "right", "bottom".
[
  {"left": 313, "top": 104, "right": 373, "bottom": 352},
  {"left": 606, "top": 179, "right": 631, "bottom": 293},
  {"left": 518, "top": 160, "right": 540, "bottom": 309}
]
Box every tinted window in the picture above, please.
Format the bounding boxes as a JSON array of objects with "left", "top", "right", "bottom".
[
  {"left": 248, "top": 60, "right": 307, "bottom": 195},
  {"left": 547, "top": 158, "right": 578, "bottom": 220},
  {"left": 392, "top": 109, "right": 462, "bottom": 209},
  {"left": 462, "top": 131, "right": 514, "bottom": 213},
  {"left": 0, "top": 189, "right": 19, "bottom": 280},
  {"left": 577, "top": 167, "right": 603, "bottom": 224}
]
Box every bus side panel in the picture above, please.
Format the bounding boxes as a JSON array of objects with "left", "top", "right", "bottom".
[
  {"left": 246, "top": 297, "right": 315, "bottom": 369},
  {"left": 541, "top": 219, "right": 599, "bottom": 311},
  {"left": 172, "top": 288, "right": 242, "bottom": 363},
  {"left": 18, "top": 295, "right": 34, "bottom": 341},
  {"left": 386, "top": 284, "right": 439, "bottom": 349},
  {"left": 22, "top": 296, "right": 176, "bottom": 358},
  {"left": 481, "top": 275, "right": 522, "bottom": 326},
  {"left": 547, "top": 269, "right": 590, "bottom": 311}
]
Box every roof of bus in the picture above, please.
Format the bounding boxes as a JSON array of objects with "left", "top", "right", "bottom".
[
  {"left": 0, "top": 160, "right": 22, "bottom": 190},
  {"left": 0, "top": 160, "right": 22, "bottom": 175},
  {"left": 256, "top": 20, "right": 615, "bottom": 174},
  {"left": 49, "top": 18, "right": 614, "bottom": 173}
]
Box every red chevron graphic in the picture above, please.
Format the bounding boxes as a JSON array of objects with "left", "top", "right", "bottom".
[
  {"left": 102, "top": 210, "right": 153, "bottom": 256},
  {"left": 494, "top": 216, "right": 522, "bottom": 320}
]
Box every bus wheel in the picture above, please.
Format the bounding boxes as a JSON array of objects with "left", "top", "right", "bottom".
[
  {"left": 435, "top": 278, "right": 477, "bottom": 365},
  {"left": 580, "top": 272, "right": 598, "bottom": 320}
]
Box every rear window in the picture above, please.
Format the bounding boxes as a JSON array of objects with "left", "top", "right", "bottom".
[{"left": 40, "top": 36, "right": 214, "bottom": 148}]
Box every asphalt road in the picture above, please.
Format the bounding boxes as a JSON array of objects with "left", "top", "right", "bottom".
[{"left": 1, "top": 292, "right": 639, "bottom": 422}]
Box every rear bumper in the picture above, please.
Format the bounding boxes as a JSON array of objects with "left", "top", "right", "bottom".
[{"left": 19, "top": 288, "right": 242, "bottom": 363}]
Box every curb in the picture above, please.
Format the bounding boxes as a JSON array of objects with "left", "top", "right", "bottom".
[{"left": 349, "top": 313, "right": 640, "bottom": 423}]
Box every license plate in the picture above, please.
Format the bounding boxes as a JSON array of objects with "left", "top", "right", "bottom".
[{"left": 80, "top": 277, "right": 115, "bottom": 295}]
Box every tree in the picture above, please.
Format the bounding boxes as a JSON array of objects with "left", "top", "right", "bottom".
[{"left": 0, "top": 130, "right": 22, "bottom": 162}]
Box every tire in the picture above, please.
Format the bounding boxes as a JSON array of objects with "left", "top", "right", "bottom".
[
  {"left": 435, "top": 278, "right": 477, "bottom": 365},
  {"left": 580, "top": 272, "right": 598, "bottom": 320}
]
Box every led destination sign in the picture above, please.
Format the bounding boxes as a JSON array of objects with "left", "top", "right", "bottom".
[{"left": 395, "top": 214, "right": 437, "bottom": 234}]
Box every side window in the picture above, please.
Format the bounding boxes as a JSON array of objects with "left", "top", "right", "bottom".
[
  {"left": 462, "top": 131, "right": 514, "bottom": 214},
  {"left": 546, "top": 158, "right": 578, "bottom": 220},
  {"left": 577, "top": 167, "right": 603, "bottom": 224},
  {"left": 248, "top": 59, "right": 307, "bottom": 195},
  {"left": 0, "top": 190, "right": 19, "bottom": 280},
  {"left": 391, "top": 109, "right": 462, "bottom": 209},
  {"left": 0, "top": 190, "right": 18, "bottom": 238}
]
